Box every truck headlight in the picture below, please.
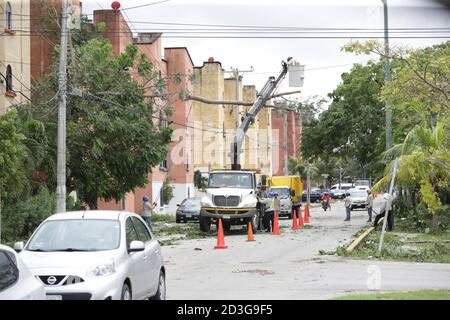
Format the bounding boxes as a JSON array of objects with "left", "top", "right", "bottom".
[
  {"left": 87, "top": 259, "right": 115, "bottom": 277},
  {"left": 200, "top": 196, "right": 213, "bottom": 207},
  {"left": 240, "top": 196, "right": 257, "bottom": 207}
]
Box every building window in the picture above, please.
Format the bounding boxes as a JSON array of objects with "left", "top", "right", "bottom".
[
  {"left": 5, "top": 2, "right": 12, "bottom": 30},
  {"left": 6, "top": 65, "right": 13, "bottom": 92}
]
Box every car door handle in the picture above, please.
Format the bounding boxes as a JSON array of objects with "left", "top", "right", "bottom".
[{"left": 143, "top": 255, "right": 148, "bottom": 261}]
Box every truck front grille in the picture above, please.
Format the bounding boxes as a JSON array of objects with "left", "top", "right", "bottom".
[{"left": 213, "top": 196, "right": 240, "bottom": 207}]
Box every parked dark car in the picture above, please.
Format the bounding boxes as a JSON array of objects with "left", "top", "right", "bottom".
[
  {"left": 301, "top": 188, "right": 323, "bottom": 203},
  {"left": 176, "top": 197, "right": 201, "bottom": 223}
]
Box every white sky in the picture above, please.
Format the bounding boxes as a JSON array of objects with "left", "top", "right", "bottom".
[{"left": 81, "top": 0, "right": 450, "bottom": 102}]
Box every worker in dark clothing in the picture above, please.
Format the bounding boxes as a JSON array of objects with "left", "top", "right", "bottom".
[{"left": 373, "top": 193, "right": 394, "bottom": 231}]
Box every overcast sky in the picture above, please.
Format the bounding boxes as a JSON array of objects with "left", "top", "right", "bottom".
[{"left": 81, "top": 0, "right": 450, "bottom": 102}]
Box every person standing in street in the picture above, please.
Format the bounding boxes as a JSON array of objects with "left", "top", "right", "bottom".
[
  {"left": 366, "top": 190, "right": 374, "bottom": 222},
  {"left": 344, "top": 192, "right": 352, "bottom": 221},
  {"left": 141, "top": 195, "right": 156, "bottom": 232}
]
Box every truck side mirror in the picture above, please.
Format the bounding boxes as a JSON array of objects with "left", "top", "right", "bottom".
[{"left": 291, "top": 189, "right": 295, "bottom": 196}]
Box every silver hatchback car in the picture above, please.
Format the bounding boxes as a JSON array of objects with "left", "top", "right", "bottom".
[{"left": 16, "top": 210, "right": 166, "bottom": 300}]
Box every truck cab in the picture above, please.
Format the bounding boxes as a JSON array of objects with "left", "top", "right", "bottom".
[
  {"left": 199, "top": 171, "right": 265, "bottom": 233},
  {"left": 269, "top": 176, "right": 302, "bottom": 218},
  {"left": 269, "top": 186, "right": 293, "bottom": 218}
]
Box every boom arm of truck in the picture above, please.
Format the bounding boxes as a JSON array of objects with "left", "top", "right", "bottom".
[{"left": 231, "top": 60, "right": 289, "bottom": 170}]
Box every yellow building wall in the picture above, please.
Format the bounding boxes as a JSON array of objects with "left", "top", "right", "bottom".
[
  {"left": 193, "top": 62, "right": 274, "bottom": 175},
  {"left": 0, "top": 0, "right": 31, "bottom": 115},
  {"left": 193, "top": 62, "right": 225, "bottom": 170}
]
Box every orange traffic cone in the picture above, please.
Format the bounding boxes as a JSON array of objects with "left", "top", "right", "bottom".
[
  {"left": 214, "top": 218, "right": 228, "bottom": 249},
  {"left": 247, "top": 222, "right": 255, "bottom": 241},
  {"left": 298, "top": 208, "right": 304, "bottom": 227},
  {"left": 291, "top": 210, "right": 298, "bottom": 230},
  {"left": 272, "top": 211, "right": 280, "bottom": 235},
  {"left": 304, "top": 205, "right": 310, "bottom": 223}
]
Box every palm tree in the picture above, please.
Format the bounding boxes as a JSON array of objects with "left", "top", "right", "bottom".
[{"left": 372, "top": 121, "right": 449, "bottom": 229}]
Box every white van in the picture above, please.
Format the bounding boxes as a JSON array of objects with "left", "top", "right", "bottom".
[{"left": 330, "top": 183, "right": 354, "bottom": 199}]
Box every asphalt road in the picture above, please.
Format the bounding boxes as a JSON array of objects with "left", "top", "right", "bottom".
[{"left": 162, "top": 199, "right": 450, "bottom": 300}]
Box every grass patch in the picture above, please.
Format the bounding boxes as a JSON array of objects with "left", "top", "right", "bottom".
[
  {"left": 413, "top": 231, "right": 450, "bottom": 242},
  {"left": 331, "top": 229, "right": 450, "bottom": 263},
  {"left": 152, "top": 214, "right": 176, "bottom": 223},
  {"left": 332, "top": 289, "right": 450, "bottom": 300}
]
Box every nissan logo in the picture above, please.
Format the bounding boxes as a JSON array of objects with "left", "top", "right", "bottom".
[{"left": 47, "top": 276, "right": 57, "bottom": 285}]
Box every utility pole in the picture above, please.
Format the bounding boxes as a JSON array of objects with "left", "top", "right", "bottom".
[
  {"left": 56, "top": 0, "right": 70, "bottom": 213},
  {"left": 378, "top": 159, "right": 399, "bottom": 254},
  {"left": 283, "top": 111, "right": 288, "bottom": 175},
  {"left": 382, "top": 0, "right": 392, "bottom": 154}
]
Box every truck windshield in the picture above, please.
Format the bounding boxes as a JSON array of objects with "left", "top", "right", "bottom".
[
  {"left": 271, "top": 188, "right": 290, "bottom": 199},
  {"left": 208, "top": 173, "right": 254, "bottom": 189}
]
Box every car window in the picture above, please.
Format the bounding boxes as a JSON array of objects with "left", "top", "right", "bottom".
[
  {"left": 131, "top": 217, "right": 152, "bottom": 242},
  {"left": 0, "top": 251, "right": 19, "bottom": 292},
  {"left": 180, "top": 198, "right": 201, "bottom": 210},
  {"left": 26, "top": 220, "right": 120, "bottom": 252},
  {"left": 125, "top": 218, "right": 139, "bottom": 249}
]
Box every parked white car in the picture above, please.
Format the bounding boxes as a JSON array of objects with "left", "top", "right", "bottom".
[
  {"left": 0, "top": 244, "right": 45, "bottom": 300},
  {"left": 15, "top": 211, "right": 166, "bottom": 300}
]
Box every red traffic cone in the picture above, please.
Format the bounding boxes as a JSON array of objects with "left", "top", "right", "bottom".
[
  {"left": 247, "top": 222, "right": 255, "bottom": 241},
  {"left": 291, "top": 210, "right": 298, "bottom": 230},
  {"left": 304, "top": 205, "right": 310, "bottom": 223},
  {"left": 214, "top": 218, "right": 228, "bottom": 249},
  {"left": 298, "top": 208, "right": 304, "bottom": 227},
  {"left": 272, "top": 211, "right": 280, "bottom": 235}
]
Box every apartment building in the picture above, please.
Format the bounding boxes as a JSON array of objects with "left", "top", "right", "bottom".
[
  {"left": 92, "top": 9, "right": 194, "bottom": 214},
  {"left": 0, "top": 0, "right": 31, "bottom": 115}
]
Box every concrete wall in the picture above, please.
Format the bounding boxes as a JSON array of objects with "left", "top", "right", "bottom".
[{"left": 0, "top": 0, "right": 31, "bottom": 114}]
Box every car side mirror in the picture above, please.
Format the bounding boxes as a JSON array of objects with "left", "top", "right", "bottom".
[
  {"left": 290, "top": 189, "right": 295, "bottom": 196},
  {"left": 177, "top": 204, "right": 180, "bottom": 207},
  {"left": 14, "top": 241, "right": 24, "bottom": 253},
  {"left": 128, "top": 240, "right": 145, "bottom": 253}
]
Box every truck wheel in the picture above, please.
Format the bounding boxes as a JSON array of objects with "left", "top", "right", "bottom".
[
  {"left": 199, "top": 216, "right": 211, "bottom": 232},
  {"left": 223, "top": 222, "right": 231, "bottom": 232}
]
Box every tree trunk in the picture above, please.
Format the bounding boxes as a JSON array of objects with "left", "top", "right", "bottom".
[
  {"left": 431, "top": 213, "right": 439, "bottom": 232},
  {"left": 411, "top": 190, "right": 417, "bottom": 217}
]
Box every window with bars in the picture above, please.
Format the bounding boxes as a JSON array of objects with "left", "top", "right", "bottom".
[{"left": 6, "top": 65, "right": 13, "bottom": 92}]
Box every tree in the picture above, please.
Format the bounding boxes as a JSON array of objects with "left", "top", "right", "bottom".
[
  {"left": 194, "top": 170, "right": 207, "bottom": 190},
  {"left": 343, "top": 40, "right": 450, "bottom": 139},
  {"left": 373, "top": 122, "right": 450, "bottom": 230},
  {"left": 301, "top": 61, "right": 386, "bottom": 180},
  {"left": 161, "top": 178, "right": 174, "bottom": 206},
  {"left": 0, "top": 109, "right": 26, "bottom": 196},
  {"left": 27, "top": 39, "right": 173, "bottom": 209}
]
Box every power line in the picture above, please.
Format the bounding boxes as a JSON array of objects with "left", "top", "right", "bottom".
[{"left": 121, "top": 0, "right": 171, "bottom": 11}]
